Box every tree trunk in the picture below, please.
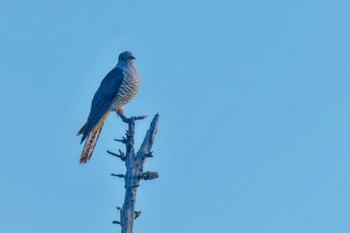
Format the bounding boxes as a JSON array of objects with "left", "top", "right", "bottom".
[{"left": 110, "top": 112, "right": 159, "bottom": 233}]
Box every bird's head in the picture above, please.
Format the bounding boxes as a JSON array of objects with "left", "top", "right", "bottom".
[{"left": 118, "top": 51, "right": 136, "bottom": 63}]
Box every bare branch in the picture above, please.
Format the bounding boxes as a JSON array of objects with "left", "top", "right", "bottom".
[
  {"left": 135, "top": 113, "right": 159, "bottom": 168},
  {"left": 134, "top": 211, "right": 141, "bottom": 219},
  {"left": 107, "top": 150, "right": 126, "bottom": 161},
  {"left": 117, "top": 111, "right": 130, "bottom": 123},
  {"left": 144, "top": 152, "right": 153, "bottom": 158},
  {"left": 115, "top": 137, "right": 127, "bottom": 144},
  {"left": 110, "top": 113, "right": 159, "bottom": 233},
  {"left": 132, "top": 115, "right": 148, "bottom": 121},
  {"left": 117, "top": 110, "right": 148, "bottom": 123},
  {"left": 139, "top": 171, "right": 159, "bottom": 180},
  {"left": 118, "top": 149, "right": 125, "bottom": 157}
]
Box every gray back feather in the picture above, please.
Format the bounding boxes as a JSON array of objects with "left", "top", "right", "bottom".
[{"left": 81, "top": 67, "right": 125, "bottom": 142}]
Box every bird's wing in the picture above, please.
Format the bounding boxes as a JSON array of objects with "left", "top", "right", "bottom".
[{"left": 80, "top": 67, "right": 125, "bottom": 143}]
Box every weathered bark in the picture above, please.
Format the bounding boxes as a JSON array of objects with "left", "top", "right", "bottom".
[{"left": 110, "top": 112, "right": 159, "bottom": 233}]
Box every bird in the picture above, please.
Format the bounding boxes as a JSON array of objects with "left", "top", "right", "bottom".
[{"left": 77, "top": 51, "right": 140, "bottom": 164}]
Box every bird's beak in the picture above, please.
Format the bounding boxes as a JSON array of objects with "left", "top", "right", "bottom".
[{"left": 130, "top": 56, "right": 136, "bottom": 60}]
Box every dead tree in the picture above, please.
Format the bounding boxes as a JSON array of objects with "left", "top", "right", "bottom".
[{"left": 108, "top": 111, "right": 159, "bottom": 233}]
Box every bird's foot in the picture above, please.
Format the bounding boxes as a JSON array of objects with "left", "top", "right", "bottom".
[{"left": 115, "top": 107, "right": 124, "bottom": 116}]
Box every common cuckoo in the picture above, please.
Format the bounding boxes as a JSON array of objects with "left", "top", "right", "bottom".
[{"left": 77, "top": 51, "right": 140, "bottom": 164}]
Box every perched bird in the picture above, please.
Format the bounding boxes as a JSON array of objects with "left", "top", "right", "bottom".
[{"left": 77, "top": 51, "right": 140, "bottom": 164}]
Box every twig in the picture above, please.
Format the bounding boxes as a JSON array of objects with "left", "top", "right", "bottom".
[
  {"left": 107, "top": 150, "right": 126, "bottom": 161},
  {"left": 111, "top": 173, "right": 125, "bottom": 178},
  {"left": 117, "top": 111, "right": 148, "bottom": 123}
]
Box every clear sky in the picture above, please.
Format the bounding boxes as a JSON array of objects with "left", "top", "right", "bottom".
[{"left": 1, "top": 0, "right": 350, "bottom": 232}]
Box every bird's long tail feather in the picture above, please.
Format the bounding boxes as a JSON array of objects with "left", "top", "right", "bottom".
[
  {"left": 79, "top": 112, "right": 110, "bottom": 164},
  {"left": 76, "top": 123, "right": 86, "bottom": 137},
  {"left": 79, "top": 124, "right": 103, "bottom": 164}
]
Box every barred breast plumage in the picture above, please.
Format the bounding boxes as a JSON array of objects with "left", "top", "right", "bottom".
[{"left": 112, "top": 64, "right": 140, "bottom": 109}]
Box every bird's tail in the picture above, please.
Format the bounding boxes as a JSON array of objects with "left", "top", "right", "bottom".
[
  {"left": 76, "top": 123, "right": 86, "bottom": 136},
  {"left": 79, "top": 112, "right": 110, "bottom": 164}
]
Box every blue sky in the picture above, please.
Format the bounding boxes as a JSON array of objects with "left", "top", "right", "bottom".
[{"left": 1, "top": 0, "right": 350, "bottom": 232}]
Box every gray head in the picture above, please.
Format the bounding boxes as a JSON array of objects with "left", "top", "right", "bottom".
[{"left": 118, "top": 51, "right": 136, "bottom": 63}]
